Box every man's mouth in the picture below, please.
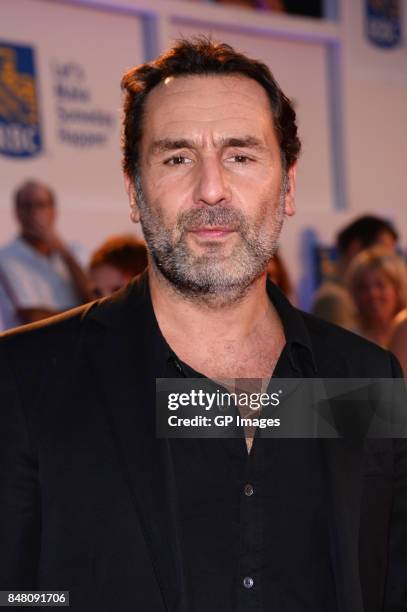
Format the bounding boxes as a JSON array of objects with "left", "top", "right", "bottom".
[{"left": 189, "top": 226, "right": 237, "bottom": 239}]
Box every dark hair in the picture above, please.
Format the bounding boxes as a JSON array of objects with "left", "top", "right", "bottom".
[
  {"left": 337, "top": 215, "right": 398, "bottom": 255},
  {"left": 14, "top": 180, "right": 55, "bottom": 209},
  {"left": 121, "top": 37, "right": 301, "bottom": 177},
  {"left": 89, "top": 235, "right": 148, "bottom": 277}
]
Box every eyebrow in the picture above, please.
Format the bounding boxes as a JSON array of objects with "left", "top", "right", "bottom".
[
  {"left": 149, "top": 135, "right": 265, "bottom": 155},
  {"left": 150, "top": 138, "right": 193, "bottom": 154},
  {"left": 220, "top": 136, "right": 264, "bottom": 149}
]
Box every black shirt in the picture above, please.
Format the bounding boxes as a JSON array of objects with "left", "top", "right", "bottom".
[{"left": 150, "top": 282, "right": 337, "bottom": 611}]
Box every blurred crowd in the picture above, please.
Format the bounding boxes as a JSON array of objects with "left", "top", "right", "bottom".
[
  {"left": 0, "top": 181, "right": 147, "bottom": 329},
  {"left": 0, "top": 179, "right": 406, "bottom": 375}
]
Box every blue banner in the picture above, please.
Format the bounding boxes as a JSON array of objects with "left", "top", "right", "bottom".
[
  {"left": 0, "top": 42, "right": 42, "bottom": 158},
  {"left": 366, "top": 0, "right": 402, "bottom": 49}
]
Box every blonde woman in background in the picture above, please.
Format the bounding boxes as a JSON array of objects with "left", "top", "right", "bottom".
[{"left": 346, "top": 247, "right": 407, "bottom": 348}]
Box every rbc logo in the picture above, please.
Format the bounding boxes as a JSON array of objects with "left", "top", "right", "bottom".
[
  {"left": 0, "top": 42, "right": 42, "bottom": 158},
  {"left": 366, "top": 0, "right": 402, "bottom": 49}
]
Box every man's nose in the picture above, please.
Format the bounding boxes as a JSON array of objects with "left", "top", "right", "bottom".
[{"left": 192, "top": 158, "right": 231, "bottom": 206}]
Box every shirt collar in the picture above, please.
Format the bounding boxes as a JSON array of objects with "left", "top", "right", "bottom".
[
  {"left": 265, "top": 280, "right": 317, "bottom": 376},
  {"left": 89, "top": 271, "right": 317, "bottom": 377}
]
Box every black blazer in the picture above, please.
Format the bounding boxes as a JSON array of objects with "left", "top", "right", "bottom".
[{"left": 0, "top": 275, "right": 406, "bottom": 612}]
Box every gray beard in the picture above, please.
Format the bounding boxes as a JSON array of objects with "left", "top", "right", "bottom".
[{"left": 134, "top": 174, "right": 285, "bottom": 307}]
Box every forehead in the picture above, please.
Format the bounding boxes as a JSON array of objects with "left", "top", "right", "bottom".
[
  {"left": 362, "top": 265, "right": 392, "bottom": 282},
  {"left": 90, "top": 264, "right": 127, "bottom": 281},
  {"left": 376, "top": 231, "right": 396, "bottom": 248},
  {"left": 18, "top": 185, "right": 53, "bottom": 207},
  {"left": 142, "top": 74, "right": 275, "bottom": 142}
]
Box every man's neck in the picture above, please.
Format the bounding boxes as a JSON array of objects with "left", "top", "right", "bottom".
[
  {"left": 20, "top": 233, "right": 51, "bottom": 256},
  {"left": 148, "top": 266, "right": 285, "bottom": 380},
  {"left": 150, "top": 267, "right": 270, "bottom": 339}
]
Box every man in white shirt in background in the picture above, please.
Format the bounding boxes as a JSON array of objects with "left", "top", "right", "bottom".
[{"left": 0, "top": 180, "right": 91, "bottom": 331}]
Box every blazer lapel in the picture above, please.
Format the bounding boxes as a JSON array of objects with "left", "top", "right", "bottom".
[
  {"left": 322, "top": 438, "right": 365, "bottom": 612},
  {"left": 83, "top": 277, "right": 187, "bottom": 612}
]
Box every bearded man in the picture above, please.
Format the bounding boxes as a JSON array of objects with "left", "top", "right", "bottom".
[{"left": 0, "top": 39, "right": 406, "bottom": 612}]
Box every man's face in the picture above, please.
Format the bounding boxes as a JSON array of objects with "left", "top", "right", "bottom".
[
  {"left": 375, "top": 230, "right": 397, "bottom": 253},
  {"left": 353, "top": 267, "right": 399, "bottom": 326},
  {"left": 129, "top": 74, "right": 296, "bottom": 300},
  {"left": 16, "top": 185, "right": 56, "bottom": 236},
  {"left": 89, "top": 264, "right": 133, "bottom": 299},
  {"left": 341, "top": 231, "right": 397, "bottom": 275}
]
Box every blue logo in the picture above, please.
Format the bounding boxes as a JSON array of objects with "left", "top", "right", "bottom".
[
  {"left": 0, "top": 42, "right": 42, "bottom": 158},
  {"left": 366, "top": 0, "right": 402, "bottom": 49}
]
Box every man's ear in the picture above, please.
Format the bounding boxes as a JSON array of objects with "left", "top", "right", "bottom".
[
  {"left": 283, "top": 161, "right": 297, "bottom": 217},
  {"left": 124, "top": 173, "right": 140, "bottom": 223}
]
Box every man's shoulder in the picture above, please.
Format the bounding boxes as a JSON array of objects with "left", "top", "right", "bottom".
[
  {"left": 0, "top": 278, "right": 143, "bottom": 362},
  {"left": 0, "top": 301, "right": 95, "bottom": 364},
  {"left": 311, "top": 281, "right": 356, "bottom": 329},
  {"left": 0, "top": 237, "right": 21, "bottom": 260},
  {"left": 0, "top": 238, "right": 37, "bottom": 273},
  {"left": 0, "top": 302, "right": 94, "bottom": 407},
  {"left": 0, "top": 279, "right": 148, "bottom": 409},
  {"left": 297, "top": 308, "right": 397, "bottom": 377}
]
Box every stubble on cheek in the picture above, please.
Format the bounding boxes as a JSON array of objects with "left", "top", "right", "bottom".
[{"left": 136, "top": 172, "right": 286, "bottom": 302}]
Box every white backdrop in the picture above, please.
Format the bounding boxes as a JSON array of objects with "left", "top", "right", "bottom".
[
  {"left": 1, "top": 0, "right": 406, "bottom": 308},
  {"left": 0, "top": 0, "right": 146, "bottom": 249},
  {"left": 168, "top": 20, "right": 335, "bottom": 213}
]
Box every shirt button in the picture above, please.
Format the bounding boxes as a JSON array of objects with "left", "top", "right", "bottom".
[
  {"left": 243, "top": 576, "right": 254, "bottom": 589},
  {"left": 244, "top": 483, "right": 254, "bottom": 497}
]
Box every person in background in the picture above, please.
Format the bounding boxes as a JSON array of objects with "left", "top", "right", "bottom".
[
  {"left": 389, "top": 309, "right": 407, "bottom": 376},
  {"left": 311, "top": 280, "right": 357, "bottom": 329},
  {"left": 346, "top": 247, "right": 407, "bottom": 348},
  {"left": 89, "top": 235, "right": 148, "bottom": 298},
  {"left": 336, "top": 215, "right": 398, "bottom": 279},
  {"left": 266, "top": 250, "right": 294, "bottom": 301},
  {"left": 0, "top": 180, "right": 91, "bottom": 330},
  {"left": 311, "top": 215, "right": 399, "bottom": 329}
]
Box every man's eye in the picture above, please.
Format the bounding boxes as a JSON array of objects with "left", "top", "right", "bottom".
[
  {"left": 165, "top": 155, "right": 192, "bottom": 166},
  {"left": 229, "top": 155, "right": 251, "bottom": 163}
]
